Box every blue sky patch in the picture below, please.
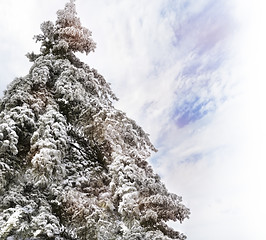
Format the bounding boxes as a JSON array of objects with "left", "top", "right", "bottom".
[{"left": 174, "top": 96, "right": 214, "bottom": 127}]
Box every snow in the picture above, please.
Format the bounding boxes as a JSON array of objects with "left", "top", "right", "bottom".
[{"left": 0, "top": 1, "right": 189, "bottom": 239}]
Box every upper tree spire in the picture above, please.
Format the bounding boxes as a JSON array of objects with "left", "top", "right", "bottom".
[{"left": 34, "top": 0, "right": 96, "bottom": 57}]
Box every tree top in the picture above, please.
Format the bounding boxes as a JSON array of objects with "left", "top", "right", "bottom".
[{"left": 33, "top": 0, "right": 96, "bottom": 57}]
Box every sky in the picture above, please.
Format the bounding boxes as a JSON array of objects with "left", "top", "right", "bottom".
[{"left": 0, "top": 0, "right": 266, "bottom": 239}]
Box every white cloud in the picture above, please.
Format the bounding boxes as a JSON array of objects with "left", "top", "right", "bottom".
[
  {"left": 153, "top": 95, "right": 252, "bottom": 239},
  {"left": 152, "top": 0, "right": 266, "bottom": 239}
]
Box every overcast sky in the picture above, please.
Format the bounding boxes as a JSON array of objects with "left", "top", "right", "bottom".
[{"left": 0, "top": 0, "right": 266, "bottom": 239}]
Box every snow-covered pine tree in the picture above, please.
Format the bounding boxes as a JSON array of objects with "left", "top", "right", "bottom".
[{"left": 0, "top": 1, "right": 190, "bottom": 239}]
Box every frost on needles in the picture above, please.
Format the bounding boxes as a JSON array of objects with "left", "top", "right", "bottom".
[{"left": 0, "top": 0, "right": 190, "bottom": 239}]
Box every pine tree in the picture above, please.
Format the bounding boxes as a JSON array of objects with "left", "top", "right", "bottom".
[{"left": 0, "top": 1, "right": 190, "bottom": 239}]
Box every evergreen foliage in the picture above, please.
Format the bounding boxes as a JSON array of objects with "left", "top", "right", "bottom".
[{"left": 0, "top": 1, "right": 190, "bottom": 239}]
